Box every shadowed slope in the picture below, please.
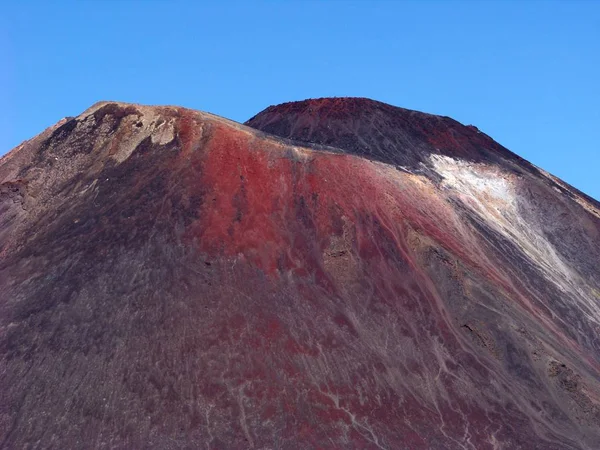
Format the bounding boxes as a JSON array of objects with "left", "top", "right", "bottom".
[
  {"left": 1, "top": 100, "right": 599, "bottom": 449},
  {"left": 245, "top": 97, "right": 522, "bottom": 167}
]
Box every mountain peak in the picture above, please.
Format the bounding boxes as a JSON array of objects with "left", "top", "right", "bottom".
[
  {"left": 245, "top": 97, "right": 516, "bottom": 169},
  {"left": 248, "top": 96, "right": 424, "bottom": 119}
]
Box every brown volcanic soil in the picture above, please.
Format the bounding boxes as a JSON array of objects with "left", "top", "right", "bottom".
[{"left": 1, "top": 99, "right": 600, "bottom": 449}]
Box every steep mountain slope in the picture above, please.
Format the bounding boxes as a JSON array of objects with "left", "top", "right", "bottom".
[{"left": 1, "top": 99, "right": 599, "bottom": 449}]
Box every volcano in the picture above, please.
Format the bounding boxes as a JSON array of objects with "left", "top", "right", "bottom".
[{"left": 1, "top": 98, "right": 599, "bottom": 449}]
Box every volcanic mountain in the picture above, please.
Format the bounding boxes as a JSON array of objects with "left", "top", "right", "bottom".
[{"left": 1, "top": 98, "right": 599, "bottom": 449}]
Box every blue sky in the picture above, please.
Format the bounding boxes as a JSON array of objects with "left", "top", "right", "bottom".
[{"left": 1, "top": 1, "right": 599, "bottom": 199}]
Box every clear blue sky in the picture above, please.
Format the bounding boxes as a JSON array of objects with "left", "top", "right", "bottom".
[{"left": 1, "top": 1, "right": 599, "bottom": 199}]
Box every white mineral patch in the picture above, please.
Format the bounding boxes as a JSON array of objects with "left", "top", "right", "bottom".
[
  {"left": 429, "top": 154, "right": 600, "bottom": 324},
  {"left": 429, "top": 154, "right": 513, "bottom": 208}
]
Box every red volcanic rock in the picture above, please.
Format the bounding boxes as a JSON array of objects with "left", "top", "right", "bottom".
[{"left": 1, "top": 99, "right": 600, "bottom": 449}]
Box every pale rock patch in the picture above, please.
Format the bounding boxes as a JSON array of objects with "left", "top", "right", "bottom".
[{"left": 429, "top": 154, "right": 600, "bottom": 325}]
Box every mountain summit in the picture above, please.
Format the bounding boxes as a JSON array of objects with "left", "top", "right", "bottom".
[
  {"left": 246, "top": 97, "right": 527, "bottom": 168},
  {"left": 1, "top": 99, "right": 599, "bottom": 449}
]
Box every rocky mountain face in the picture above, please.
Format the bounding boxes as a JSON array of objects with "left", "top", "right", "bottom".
[{"left": 1, "top": 98, "right": 600, "bottom": 449}]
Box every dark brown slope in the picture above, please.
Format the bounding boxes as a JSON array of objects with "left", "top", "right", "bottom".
[
  {"left": 0, "top": 100, "right": 600, "bottom": 449},
  {"left": 245, "top": 97, "right": 523, "bottom": 167}
]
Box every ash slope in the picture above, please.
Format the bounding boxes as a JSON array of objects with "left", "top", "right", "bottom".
[{"left": 0, "top": 100, "right": 599, "bottom": 449}]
